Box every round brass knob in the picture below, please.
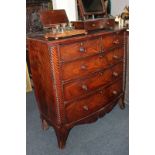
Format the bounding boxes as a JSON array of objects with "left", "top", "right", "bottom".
[
  {"left": 83, "top": 105, "right": 89, "bottom": 111},
  {"left": 82, "top": 84, "right": 88, "bottom": 91},
  {"left": 92, "top": 24, "right": 96, "bottom": 27},
  {"left": 81, "top": 64, "right": 87, "bottom": 70},
  {"left": 113, "top": 55, "right": 119, "bottom": 59},
  {"left": 113, "top": 72, "right": 118, "bottom": 77},
  {"left": 113, "top": 40, "right": 119, "bottom": 44},
  {"left": 112, "top": 90, "right": 118, "bottom": 95}
]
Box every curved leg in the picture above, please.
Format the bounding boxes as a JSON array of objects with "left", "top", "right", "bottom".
[
  {"left": 54, "top": 126, "right": 71, "bottom": 149},
  {"left": 119, "top": 95, "right": 125, "bottom": 109},
  {"left": 41, "top": 119, "right": 49, "bottom": 130}
]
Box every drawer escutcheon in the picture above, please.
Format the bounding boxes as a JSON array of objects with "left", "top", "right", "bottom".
[{"left": 79, "top": 47, "right": 85, "bottom": 52}]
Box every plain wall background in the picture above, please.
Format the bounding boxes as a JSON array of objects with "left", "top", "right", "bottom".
[
  {"left": 53, "top": 0, "right": 129, "bottom": 20},
  {"left": 111, "top": 0, "right": 129, "bottom": 16},
  {"left": 52, "top": 0, "right": 78, "bottom": 20}
]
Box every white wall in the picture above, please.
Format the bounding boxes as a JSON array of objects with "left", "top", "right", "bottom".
[
  {"left": 52, "top": 0, "right": 129, "bottom": 20},
  {"left": 111, "top": 0, "right": 129, "bottom": 16},
  {"left": 52, "top": 0, "right": 77, "bottom": 21}
]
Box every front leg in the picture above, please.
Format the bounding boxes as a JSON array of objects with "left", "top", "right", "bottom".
[
  {"left": 54, "top": 126, "right": 71, "bottom": 149},
  {"left": 119, "top": 95, "right": 126, "bottom": 109},
  {"left": 41, "top": 119, "right": 49, "bottom": 130}
]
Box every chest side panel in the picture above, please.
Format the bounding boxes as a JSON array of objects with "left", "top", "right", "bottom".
[{"left": 28, "top": 40, "right": 61, "bottom": 124}]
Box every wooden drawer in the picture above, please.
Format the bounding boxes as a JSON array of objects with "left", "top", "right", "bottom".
[
  {"left": 105, "top": 47, "right": 124, "bottom": 65},
  {"left": 84, "top": 20, "right": 105, "bottom": 31},
  {"left": 60, "top": 38, "right": 101, "bottom": 62},
  {"left": 84, "top": 19, "right": 114, "bottom": 31},
  {"left": 106, "top": 78, "right": 123, "bottom": 99},
  {"left": 102, "top": 31, "right": 124, "bottom": 51},
  {"left": 62, "top": 53, "right": 108, "bottom": 80},
  {"left": 64, "top": 62, "right": 124, "bottom": 101},
  {"left": 65, "top": 79, "right": 123, "bottom": 123}
]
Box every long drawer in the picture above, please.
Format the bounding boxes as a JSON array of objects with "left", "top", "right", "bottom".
[
  {"left": 62, "top": 53, "right": 108, "bottom": 81},
  {"left": 60, "top": 37, "right": 102, "bottom": 62},
  {"left": 63, "top": 62, "right": 124, "bottom": 101},
  {"left": 65, "top": 79, "right": 123, "bottom": 123},
  {"left": 62, "top": 47, "right": 124, "bottom": 81}
]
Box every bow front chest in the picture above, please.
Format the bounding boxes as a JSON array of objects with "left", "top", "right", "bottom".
[{"left": 28, "top": 28, "right": 127, "bottom": 149}]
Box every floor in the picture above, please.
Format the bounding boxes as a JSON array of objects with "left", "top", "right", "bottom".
[{"left": 26, "top": 91, "right": 129, "bottom": 155}]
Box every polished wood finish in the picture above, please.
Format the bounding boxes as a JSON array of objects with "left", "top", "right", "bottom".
[
  {"left": 63, "top": 62, "right": 123, "bottom": 101},
  {"left": 27, "top": 27, "right": 127, "bottom": 149},
  {"left": 60, "top": 37, "right": 102, "bottom": 61},
  {"left": 72, "top": 18, "right": 115, "bottom": 31},
  {"left": 39, "top": 9, "right": 69, "bottom": 28},
  {"left": 44, "top": 29, "right": 87, "bottom": 40},
  {"left": 73, "top": 0, "right": 115, "bottom": 31}
]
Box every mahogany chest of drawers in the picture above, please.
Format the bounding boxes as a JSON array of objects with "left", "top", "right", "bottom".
[{"left": 27, "top": 28, "right": 127, "bottom": 149}]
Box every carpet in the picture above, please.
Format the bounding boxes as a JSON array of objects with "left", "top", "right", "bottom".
[{"left": 26, "top": 91, "right": 129, "bottom": 155}]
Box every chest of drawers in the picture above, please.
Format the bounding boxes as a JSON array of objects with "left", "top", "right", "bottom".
[{"left": 28, "top": 28, "right": 127, "bottom": 149}]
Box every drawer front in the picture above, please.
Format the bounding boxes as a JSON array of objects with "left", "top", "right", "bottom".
[
  {"left": 65, "top": 79, "right": 123, "bottom": 123},
  {"left": 62, "top": 53, "right": 108, "bottom": 80},
  {"left": 105, "top": 19, "right": 115, "bottom": 28},
  {"left": 60, "top": 38, "right": 101, "bottom": 62},
  {"left": 64, "top": 62, "right": 124, "bottom": 101},
  {"left": 106, "top": 78, "right": 123, "bottom": 99},
  {"left": 102, "top": 31, "right": 124, "bottom": 50},
  {"left": 84, "top": 20, "right": 105, "bottom": 31},
  {"left": 105, "top": 47, "right": 124, "bottom": 65}
]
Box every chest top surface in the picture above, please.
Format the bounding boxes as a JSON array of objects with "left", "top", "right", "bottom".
[{"left": 27, "top": 27, "right": 127, "bottom": 45}]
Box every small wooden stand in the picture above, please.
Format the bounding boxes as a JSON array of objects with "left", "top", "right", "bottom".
[{"left": 72, "top": 0, "right": 115, "bottom": 31}]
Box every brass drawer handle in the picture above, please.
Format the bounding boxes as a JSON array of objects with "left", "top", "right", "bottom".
[
  {"left": 112, "top": 90, "right": 118, "bottom": 95},
  {"left": 92, "top": 23, "right": 96, "bottom": 27},
  {"left": 113, "top": 72, "right": 119, "bottom": 77},
  {"left": 83, "top": 105, "right": 89, "bottom": 111},
  {"left": 113, "top": 55, "right": 119, "bottom": 60},
  {"left": 81, "top": 64, "right": 87, "bottom": 70},
  {"left": 79, "top": 47, "right": 85, "bottom": 52},
  {"left": 113, "top": 40, "right": 119, "bottom": 44},
  {"left": 82, "top": 84, "right": 88, "bottom": 91},
  {"left": 106, "top": 21, "right": 110, "bottom": 25}
]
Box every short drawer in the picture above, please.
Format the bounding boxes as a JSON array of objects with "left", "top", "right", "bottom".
[
  {"left": 65, "top": 79, "right": 123, "bottom": 123},
  {"left": 105, "top": 47, "right": 124, "bottom": 65},
  {"left": 102, "top": 31, "right": 124, "bottom": 50},
  {"left": 106, "top": 78, "right": 123, "bottom": 99},
  {"left": 62, "top": 53, "right": 108, "bottom": 81},
  {"left": 63, "top": 62, "right": 124, "bottom": 101},
  {"left": 60, "top": 38, "right": 101, "bottom": 62},
  {"left": 84, "top": 20, "right": 105, "bottom": 31}
]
